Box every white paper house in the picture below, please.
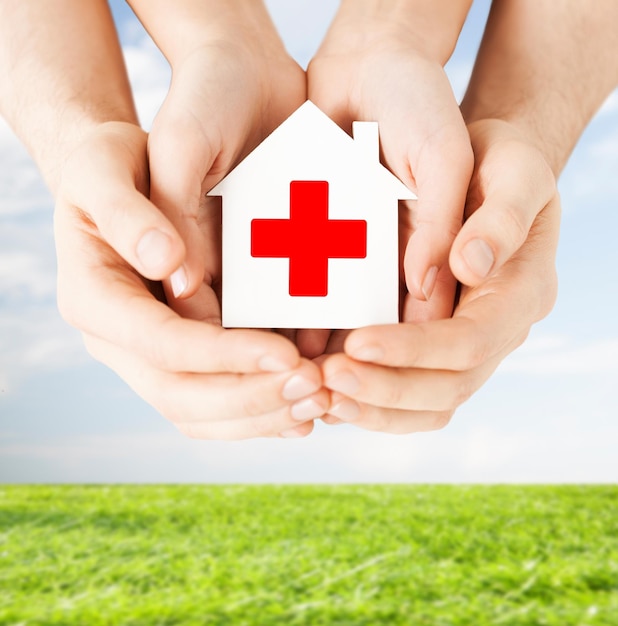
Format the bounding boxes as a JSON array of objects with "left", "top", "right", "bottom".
[{"left": 207, "top": 100, "right": 415, "bottom": 329}]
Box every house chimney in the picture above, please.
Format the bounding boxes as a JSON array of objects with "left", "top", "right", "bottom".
[{"left": 352, "top": 121, "right": 379, "bottom": 162}]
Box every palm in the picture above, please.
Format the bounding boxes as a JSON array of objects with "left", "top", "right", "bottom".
[{"left": 147, "top": 43, "right": 306, "bottom": 325}]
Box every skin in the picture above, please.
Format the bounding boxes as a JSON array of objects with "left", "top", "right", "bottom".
[
  {"left": 4, "top": 0, "right": 616, "bottom": 440},
  {"left": 0, "top": 0, "right": 327, "bottom": 440},
  {"left": 301, "top": 0, "right": 474, "bottom": 356},
  {"left": 127, "top": 0, "right": 332, "bottom": 438},
  {"left": 321, "top": 0, "right": 618, "bottom": 431},
  {"left": 322, "top": 120, "right": 560, "bottom": 429}
]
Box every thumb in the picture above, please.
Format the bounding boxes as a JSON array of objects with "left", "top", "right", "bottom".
[
  {"left": 148, "top": 83, "right": 222, "bottom": 301},
  {"left": 89, "top": 186, "right": 187, "bottom": 283},
  {"left": 450, "top": 155, "right": 556, "bottom": 287},
  {"left": 63, "top": 123, "right": 186, "bottom": 283},
  {"left": 401, "top": 126, "right": 473, "bottom": 303},
  {"left": 148, "top": 52, "right": 239, "bottom": 298}
]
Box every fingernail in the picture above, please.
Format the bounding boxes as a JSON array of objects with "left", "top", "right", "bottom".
[
  {"left": 462, "top": 238, "right": 494, "bottom": 278},
  {"left": 329, "top": 398, "right": 361, "bottom": 422},
  {"left": 282, "top": 375, "right": 319, "bottom": 401},
  {"left": 350, "top": 345, "right": 384, "bottom": 362},
  {"left": 170, "top": 266, "right": 188, "bottom": 298},
  {"left": 136, "top": 229, "right": 173, "bottom": 274},
  {"left": 291, "top": 397, "right": 324, "bottom": 421},
  {"left": 325, "top": 371, "right": 360, "bottom": 396},
  {"left": 258, "top": 354, "right": 292, "bottom": 373},
  {"left": 421, "top": 265, "right": 439, "bottom": 301}
]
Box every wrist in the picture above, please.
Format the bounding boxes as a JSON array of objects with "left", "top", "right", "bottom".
[
  {"left": 465, "top": 118, "right": 558, "bottom": 197},
  {"left": 129, "top": 0, "right": 287, "bottom": 67},
  {"left": 38, "top": 116, "right": 139, "bottom": 196},
  {"left": 328, "top": 0, "right": 471, "bottom": 65},
  {"left": 461, "top": 98, "right": 568, "bottom": 178}
]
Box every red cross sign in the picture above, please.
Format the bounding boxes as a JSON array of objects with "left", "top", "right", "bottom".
[{"left": 251, "top": 181, "right": 367, "bottom": 297}]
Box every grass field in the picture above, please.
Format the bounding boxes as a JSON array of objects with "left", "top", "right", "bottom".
[{"left": 0, "top": 485, "right": 617, "bottom": 625}]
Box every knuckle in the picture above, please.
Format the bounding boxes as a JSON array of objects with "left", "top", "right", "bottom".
[
  {"left": 241, "top": 395, "right": 269, "bottom": 420},
  {"left": 240, "top": 380, "right": 277, "bottom": 418},
  {"left": 457, "top": 324, "right": 492, "bottom": 370},
  {"left": 466, "top": 343, "right": 490, "bottom": 370},
  {"left": 382, "top": 377, "right": 406, "bottom": 410}
]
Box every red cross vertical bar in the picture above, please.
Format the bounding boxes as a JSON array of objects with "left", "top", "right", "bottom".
[{"left": 251, "top": 181, "right": 367, "bottom": 297}]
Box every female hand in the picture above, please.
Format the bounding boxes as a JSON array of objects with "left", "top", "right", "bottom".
[{"left": 301, "top": 0, "right": 474, "bottom": 357}]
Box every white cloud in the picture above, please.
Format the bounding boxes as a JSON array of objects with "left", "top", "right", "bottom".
[
  {"left": 499, "top": 334, "right": 618, "bottom": 376},
  {"left": 122, "top": 37, "right": 171, "bottom": 130},
  {"left": 0, "top": 309, "right": 88, "bottom": 392},
  {"left": 559, "top": 112, "right": 618, "bottom": 213},
  {"left": 0, "top": 122, "right": 77, "bottom": 392},
  {"left": 3, "top": 416, "right": 618, "bottom": 483},
  {"left": 0, "top": 118, "right": 52, "bottom": 217},
  {"left": 589, "top": 126, "right": 618, "bottom": 159},
  {"left": 0, "top": 32, "right": 171, "bottom": 396},
  {"left": 265, "top": 0, "right": 339, "bottom": 69},
  {"left": 0, "top": 245, "right": 56, "bottom": 302}
]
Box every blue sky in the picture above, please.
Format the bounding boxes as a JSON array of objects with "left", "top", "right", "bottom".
[{"left": 1, "top": 0, "right": 617, "bottom": 483}]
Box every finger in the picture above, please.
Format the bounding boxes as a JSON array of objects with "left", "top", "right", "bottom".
[
  {"left": 402, "top": 122, "right": 473, "bottom": 302},
  {"left": 321, "top": 348, "right": 507, "bottom": 412},
  {"left": 450, "top": 124, "right": 556, "bottom": 286},
  {"left": 148, "top": 101, "right": 216, "bottom": 300},
  {"left": 84, "top": 333, "right": 327, "bottom": 424},
  {"left": 295, "top": 329, "right": 332, "bottom": 359},
  {"left": 55, "top": 217, "right": 300, "bottom": 374},
  {"left": 343, "top": 277, "right": 536, "bottom": 372},
  {"left": 176, "top": 404, "right": 319, "bottom": 441},
  {"left": 85, "top": 288, "right": 299, "bottom": 374},
  {"left": 64, "top": 125, "right": 186, "bottom": 281},
  {"left": 346, "top": 195, "right": 561, "bottom": 373},
  {"left": 279, "top": 421, "right": 317, "bottom": 438},
  {"left": 324, "top": 329, "right": 350, "bottom": 354},
  {"left": 320, "top": 415, "right": 344, "bottom": 426},
  {"left": 401, "top": 263, "right": 457, "bottom": 324},
  {"left": 326, "top": 392, "right": 454, "bottom": 434}
]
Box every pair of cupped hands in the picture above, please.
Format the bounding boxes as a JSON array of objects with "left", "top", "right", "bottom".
[{"left": 53, "top": 13, "right": 559, "bottom": 440}]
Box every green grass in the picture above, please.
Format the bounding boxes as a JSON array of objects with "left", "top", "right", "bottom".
[{"left": 0, "top": 485, "right": 617, "bottom": 625}]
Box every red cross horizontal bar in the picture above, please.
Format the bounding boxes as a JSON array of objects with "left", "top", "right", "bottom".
[{"left": 251, "top": 180, "right": 367, "bottom": 296}]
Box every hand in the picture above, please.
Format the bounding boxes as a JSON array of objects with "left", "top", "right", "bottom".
[
  {"left": 139, "top": 7, "right": 324, "bottom": 436},
  {"left": 302, "top": 1, "right": 473, "bottom": 357},
  {"left": 147, "top": 15, "right": 306, "bottom": 302},
  {"left": 320, "top": 119, "right": 559, "bottom": 432},
  {"left": 120, "top": 4, "right": 323, "bottom": 437},
  {"left": 54, "top": 122, "right": 329, "bottom": 440}
]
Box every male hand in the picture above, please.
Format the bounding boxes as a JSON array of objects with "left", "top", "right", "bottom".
[
  {"left": 54, "top": 122, "right": 329, "bottom": 440},
  {"left": 321, "top": 119, "right": 559, "bottom": 431}
]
